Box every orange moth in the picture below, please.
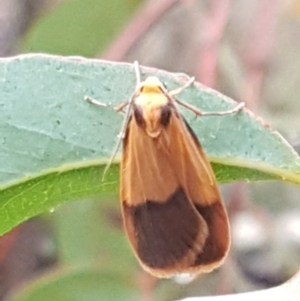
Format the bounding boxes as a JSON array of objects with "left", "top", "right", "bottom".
[{"left": 86, "top": 62, "right": 244, "bottom": 278}]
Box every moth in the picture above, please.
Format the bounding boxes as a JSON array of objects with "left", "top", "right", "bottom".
[{"left": 86, "top": 62, "right": 244, "bottom": 278}]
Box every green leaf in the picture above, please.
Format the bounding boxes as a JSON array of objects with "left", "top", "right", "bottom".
[
  {"left": 8, "top": 266, "right": 139, "bottom": 301},
  {"left": 0, "top": 54, "right": 300, "bottom": 235},
  {"left": 53, "top": 197, "right": 136, "bottom": 270},
  {"left": 22, "top": 0, "right": 140, "bottom": 56}
]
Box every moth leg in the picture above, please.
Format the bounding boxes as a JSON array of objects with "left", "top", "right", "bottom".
[
  {"left": 85, "top": 96, "right": 129, "bottom": 113},
  {"left": 200, "top": 102, "right": 245, "bottom": 117},
  {"left": 169, "top": 77, "right": 195, "bottom": 96},
  {"left": 176, "top": 99, "right": 245, "bottom": 117},
  {"left": 175, "top": 99, "right": 204, "bottom": 116},
  {"left": 113, "top": 101, "right": 129, "bottom": 112}
]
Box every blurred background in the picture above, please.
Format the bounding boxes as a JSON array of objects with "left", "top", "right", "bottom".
[{"left": 1, "top": 0, "right": 300, "bottom": 300}]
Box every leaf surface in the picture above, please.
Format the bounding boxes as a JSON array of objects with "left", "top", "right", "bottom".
[{"left": 0, "top": 54, "right": 299, "bottom": 234}]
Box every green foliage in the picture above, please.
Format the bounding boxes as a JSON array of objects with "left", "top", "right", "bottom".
[
  {"left": 8, "top": 267, "right": 139, "bottom": 301},
  {"left": 22, "top": 0, "right": 140, "bottom": 56}
]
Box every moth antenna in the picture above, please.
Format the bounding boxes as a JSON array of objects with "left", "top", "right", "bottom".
[
  {"left": 101, "top": 98, "right": 131, "bottom": 181},
  {"left": 101, "top": 62, "right": 141, "bottom": 181},
  {"left": 134, "top": 61, "right": 141, "bottom": 86}
]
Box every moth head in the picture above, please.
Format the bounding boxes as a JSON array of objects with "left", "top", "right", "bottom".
[{"left": 133, "top": 77, "right": 173, "bottom": 138}]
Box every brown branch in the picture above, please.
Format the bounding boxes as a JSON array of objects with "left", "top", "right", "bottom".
[
  {"left": 0, "top": 0, "right": 57, "bottom": 56},
  {"left": 100, "top": 0, "right": 183, "bottom": 60},
  {"left": 195, "top": 0, "right": 230, "bottom": 87},
  {"left": 241, "top": 0, "right": 280, "bottom": 110}
]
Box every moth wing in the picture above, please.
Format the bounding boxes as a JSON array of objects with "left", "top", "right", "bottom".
[
  {"left": 121, "top": 111, "right": 229, "bottom": 277},
  {"left": 167, "top": 115, "right": 230, "bottom": 274}
]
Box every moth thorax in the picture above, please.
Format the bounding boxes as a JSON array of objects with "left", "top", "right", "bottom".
[{"left": 133, "top": 101, "right": 172, "bottom": 138}]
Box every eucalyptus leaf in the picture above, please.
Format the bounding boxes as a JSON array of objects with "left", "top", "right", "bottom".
[{"left": 0, "top": 54, "right": 300, "bottom": 235}]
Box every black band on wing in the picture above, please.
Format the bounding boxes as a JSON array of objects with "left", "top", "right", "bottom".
[{"left": 123, "top": 187, "right": 203, "bottom": 269}]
